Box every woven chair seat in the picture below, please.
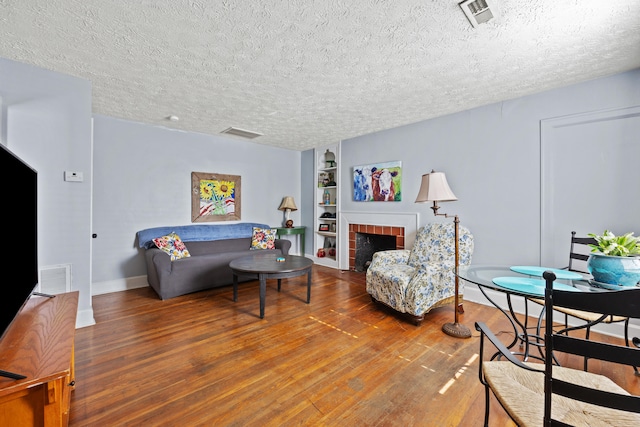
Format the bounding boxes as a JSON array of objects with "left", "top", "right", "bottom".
[
  {"left": 529, "top": 297, "right": 627, "bottom": 323},
  {"left": 483, "top": 361, "right": 640, "bottom": 426}
]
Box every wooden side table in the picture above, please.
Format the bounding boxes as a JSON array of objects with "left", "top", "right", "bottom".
[
  {"left": 0, "top": 291, "right": 78, "bottom": 426},
  {"left": 275, "top": 226, "right": 306, "bottom": 256}
]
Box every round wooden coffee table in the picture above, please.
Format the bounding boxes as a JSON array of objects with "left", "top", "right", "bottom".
[{"left": 230, "top": 253, "right": 313, "bottom": 318}]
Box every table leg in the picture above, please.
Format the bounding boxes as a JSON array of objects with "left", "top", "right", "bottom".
[
  {"left": 233, "top": 274, "right": 238, "bottom": 302},
  {"left": 259, "top": 274, "right": 266, "bottom": 319},
  {"left": 306, "top": 269, "right": 312, "bottom": 303},
  {"left": 277, "top": 279, "right": 282, "bottom": 292}
]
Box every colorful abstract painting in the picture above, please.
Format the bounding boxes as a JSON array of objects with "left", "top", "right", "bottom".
[
  {"left": 353, "top": 161, "right": 402, "bottom": 202},
  {"left": 191, "top": 172, "right": 241, "bottom": 222}
]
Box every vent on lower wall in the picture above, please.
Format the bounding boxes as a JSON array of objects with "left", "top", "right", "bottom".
[
  {"left": 38, "top": 264, "right": 71, "bottom": 295},
  {"left": 220, "top": 127, "right": 263, "bottom": 139}
]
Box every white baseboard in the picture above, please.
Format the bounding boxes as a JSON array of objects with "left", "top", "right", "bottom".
[
  {"left": 92, "top": 275, "right": 149, "bottom": 296},
  {"left": 463, "top": 283, "right": 640, "bottom": 340}
]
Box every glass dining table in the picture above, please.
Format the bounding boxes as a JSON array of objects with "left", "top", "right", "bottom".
[{"left": 458, "top": 264, "right": 608, "bottom": 362}]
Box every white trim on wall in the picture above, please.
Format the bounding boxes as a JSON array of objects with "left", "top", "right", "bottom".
[
  {"left": 540, "top": 105, "right": 640, "bottom": 266},
  {"left": 539, "top": 105, "right": 640, "bottom": 338},
  {"left": 92, "top": 275, "right": 149, "bottom": 295}
]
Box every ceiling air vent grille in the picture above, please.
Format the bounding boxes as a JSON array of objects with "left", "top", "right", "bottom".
[
  {"left": 220, "top": 127, "right": 263, "bottom": 139},
  {"left": 459, "top": 0, "right": 496, "bottom": 28}
]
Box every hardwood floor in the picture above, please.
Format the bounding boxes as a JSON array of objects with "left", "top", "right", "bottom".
[{"left": 69, "top": 266, "right": 639, "bottom": 426}]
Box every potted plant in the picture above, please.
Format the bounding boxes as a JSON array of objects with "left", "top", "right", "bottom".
[{"left": 587, "top": 230, "right": 640, "bottom": 286}]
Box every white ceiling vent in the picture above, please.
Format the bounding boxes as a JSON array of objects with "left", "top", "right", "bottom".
[
  {"left": 220, "top": 127, "right": 263, "bottom": 139},
  {"left": 459, "top": 0, "right": 497, "bottom": 28}
]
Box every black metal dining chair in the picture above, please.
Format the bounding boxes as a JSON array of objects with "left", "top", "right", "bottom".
[
  {"left": 531, "top": 231, "right": 633, "bottom": 372},
  {"left": 475, "top": 271, "right": 640, "bottom": 426}
]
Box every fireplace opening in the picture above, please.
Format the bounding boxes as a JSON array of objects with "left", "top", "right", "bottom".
[{"left": 355, "top": 233, "right": 397, "bottom": 272}]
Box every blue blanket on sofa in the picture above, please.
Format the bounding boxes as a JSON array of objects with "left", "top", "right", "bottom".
[{"left": 137, "top": 222, "right": 270, "bottom": 249}]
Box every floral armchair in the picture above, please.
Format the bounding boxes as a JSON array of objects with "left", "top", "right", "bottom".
[{"left": 365, "top": 222, "right": 474, "bottom": 325}]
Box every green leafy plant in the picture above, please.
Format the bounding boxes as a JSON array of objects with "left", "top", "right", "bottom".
[{"left": 588, "top": 230, "right": 640, "bottom": 257}]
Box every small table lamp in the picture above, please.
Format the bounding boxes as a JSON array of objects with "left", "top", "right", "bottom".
[
  {"left": 278, "top": 196, "right": 298, "bottom": 228},
  {"left": 415, "top": 170, "right": 471, "bottom": 339}
]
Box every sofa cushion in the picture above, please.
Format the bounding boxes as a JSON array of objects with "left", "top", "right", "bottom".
[
  {"left": 250, "top": 227, "right": 278, "bottom": 250},
  {"left": 184, "top": 238, "right": 252, "bottom": 256},
  {"left": 152, "top": 232, "right": 191, "bottom": 261}
]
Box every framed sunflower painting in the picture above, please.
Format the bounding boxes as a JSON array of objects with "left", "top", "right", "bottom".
[{"left": 191, "top": 172, "right": 241, "bottom": 222}]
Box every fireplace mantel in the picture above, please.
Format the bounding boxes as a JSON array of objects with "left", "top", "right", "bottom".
[{"left": 338, "top": 212, "right": 420, "bottom": 270}]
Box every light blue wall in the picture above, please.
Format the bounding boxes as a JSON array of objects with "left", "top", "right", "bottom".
[
  {"left": 0, "top": 57, "right": 94, "bottom": 327},
  {"left": 2, "top": 53, "right": 638, "bottom": 326},
  {"left": 0, "top": 56, "right": 302, "bottom": 320},
  {"left": 91, "top": 115, "right": 301, "bottom": 291},
  {"left": 335, "top": 69, "right": 640, "bottom": 267}
]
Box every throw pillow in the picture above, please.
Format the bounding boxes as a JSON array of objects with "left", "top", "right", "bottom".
[
  {"left": 250, "top": 227, "right": 278, "bottom": 250},
  {"left": 152, "top": 232, "right": 191, "bottom": 261}
]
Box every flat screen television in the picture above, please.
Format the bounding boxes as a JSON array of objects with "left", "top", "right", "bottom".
[{"left": 0, "top": 143, "right": 38, "bottom": 342}]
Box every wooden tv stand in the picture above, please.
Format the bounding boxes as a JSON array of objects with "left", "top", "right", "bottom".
[{"left": 0, "top": 291, "right": 78, "bottom": 427}]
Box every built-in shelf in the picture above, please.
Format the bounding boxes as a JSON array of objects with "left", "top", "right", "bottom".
[
  {"left": 314, "top": 144, "right": 340, "bottom": 269},
  {"left": 317, "top": 231, "right": 337, "bottom": 237}
]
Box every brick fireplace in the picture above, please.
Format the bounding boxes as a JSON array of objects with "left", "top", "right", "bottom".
[
  {"left": 348, "top": 223, "right": 405, "bottom": 271},
  {"left": 338, "top": 212, "right": 420, "bottom": 270}
]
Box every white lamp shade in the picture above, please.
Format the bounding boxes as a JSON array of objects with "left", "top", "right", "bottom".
[
  {"left": 278, "top": 196, "right": 298, "bottom": 211},
  {"left": 415, "top": 171, "right": 458, "bottom": 203}
]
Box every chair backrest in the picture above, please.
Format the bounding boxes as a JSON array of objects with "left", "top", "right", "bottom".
[
  {"left": 568, "top": 231, "right": 597, "bottom": 274},
  {"left": 543, "top": 271, "right": 640, "bottom": 424},
  {"left": 407, "top": 222, "right": 473, "bottom": 268}
]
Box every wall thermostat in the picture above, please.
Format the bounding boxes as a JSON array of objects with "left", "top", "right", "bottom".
[{"left": 64, "top": 171, "right": 83, "bottom": 182}]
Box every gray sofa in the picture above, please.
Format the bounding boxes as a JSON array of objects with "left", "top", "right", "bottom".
[{"left": 137, "top": 223, "right": 291, "bottom": 300}]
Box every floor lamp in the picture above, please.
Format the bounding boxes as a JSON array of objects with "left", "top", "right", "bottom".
[{"left": 415, "top": 170, "right": 471, "bottom": 339}]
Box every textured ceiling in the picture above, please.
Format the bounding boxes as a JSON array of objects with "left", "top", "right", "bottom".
[{"left": 1, "top": 1, "right": 639, "bottom": 151}]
